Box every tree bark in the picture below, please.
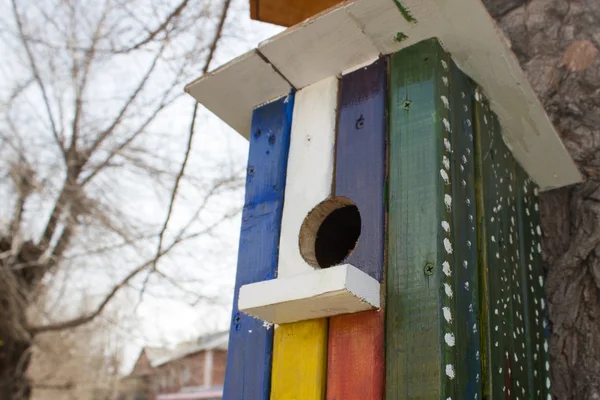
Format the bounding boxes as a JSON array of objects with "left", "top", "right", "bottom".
[{"left": 485, "top": 0, "right": 600, "bottom": 398}]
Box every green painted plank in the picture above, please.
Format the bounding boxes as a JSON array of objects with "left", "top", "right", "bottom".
[
  {"left": 473, "top": 90, "right": 493, "bottom": 399},
  {"left": 516, "top": 166, "right": 552, "bottom": 399},
  {"left": 492, "top": 115, "right": 530, "bottom": 398},
  {"left": 474, "top": 91, "right": 506, "bottom": 400},
  {"left": 474, "top": 88, "right": 548, "bottom": 398},
  {"left": 386, "top": 39, "right": 456, "bottom": 400},
  {"left": 449, "top": 60, "right": 483, "bottom": 400}
]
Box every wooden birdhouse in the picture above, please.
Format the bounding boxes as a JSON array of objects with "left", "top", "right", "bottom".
[{"left": 185, "top": 0, "right": 580, "bottom": 399}]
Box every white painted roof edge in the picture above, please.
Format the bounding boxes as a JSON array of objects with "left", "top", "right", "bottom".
[{"left": 185, "top": 0, "right": 581, "bottom": 190}]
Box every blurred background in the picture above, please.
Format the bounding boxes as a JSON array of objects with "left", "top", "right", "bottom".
[{"left": 0, "top": 0, "right": 283, "bottom": 398}]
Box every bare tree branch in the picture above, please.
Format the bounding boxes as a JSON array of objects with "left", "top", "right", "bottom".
[
  {"left": 115, "top": 0, "right": 191, "bottom": 53},
  {"left": 83, "top": 42, "right": 166, "bottom": 160},
  {"left": 9, "top": 0, "right": 66, "bottom": 157},
  {"left": 27, "top": 0, "right": 235, "bottom": 337},
  {"left": 136, "top": 0, "right": 232, "bottom": 306},
  {"left": 28, "top": 210, "right": 233, "bottom": 335}
]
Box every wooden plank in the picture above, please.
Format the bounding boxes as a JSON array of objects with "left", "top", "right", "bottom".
[
  {"left": 474, "top": 91, "right": 505, "bottom": 400},
  {"left": 258, "top": 4, "right": 379, "bottom": 90},
  {"left": 334, "top": 58, "right": 386, "bottom": 281},
  {"left": 516, "top": 166, "right": 552, "bottom": 399},
  {"left": 277, "top": 76, "right": 338, "bottom": 278},
  {"left": 251, "top": 0, "right": 343, "bottom": 27},
  {"left": 266, "top": 77, "right": 334, "bottom": 400},
  {"left": 188, "top": 0, "right": 581, "bottom": 189},
  {"left": 238, "top": 75, "right": 382, "bottom": 322},
  {"left": 474, "top": 89, "right": 543, "bottom": 398},
  {"left": 238, "top": 263, "right": 380, "bottom": 324},
  {"left": 493, "top": 114, "right": 530, "bottom": 398},
  {"left": 327, "top": 58, "right": 386, "bottom": 400},
  {"left": 327, "top": 311, "right": 384, "bottom": 400},
  {"left": 448, "top": 59, "right": 483, "bottom": 400},
  {"left": 185, "top": 50, "right": 291, "bottom": 138},
  {"left": 386, "top": 39, "right": 451, "bottom": 399},
  {"left": 222, "top": 94, "right": 294, "bottom": 400},
  {"left": 437, "top": 50, "right": 457, "bottom": 400},
  {"left": 270, "top": 319, "right": 328, "bottom": 400}
]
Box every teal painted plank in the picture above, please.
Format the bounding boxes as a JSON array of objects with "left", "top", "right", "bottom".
[
  {"left": 223, "top": 94, "right": 294, "bottom": 400},
  {"left": 386, "top": 39, "right": 455, "bottom": 400},
  {"left": 449, "top": 60, "right": 483, "bottom": 400}
]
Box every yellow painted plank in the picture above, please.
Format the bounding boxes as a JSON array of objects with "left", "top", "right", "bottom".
[{"left": 270, "top": 319, "right": 328, "bottom": 400}]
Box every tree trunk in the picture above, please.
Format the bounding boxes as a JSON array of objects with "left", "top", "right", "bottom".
[
  {"left": 0, "top": 331, "right": 31, "bottom": 400},
  {"left": 0, "top": 238, "right": 40, "bottom": 399},
  {"left": 485, "top": 0, "right": 600, "bottom": 398}
]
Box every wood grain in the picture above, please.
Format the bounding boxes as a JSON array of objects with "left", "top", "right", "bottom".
[
  {"left": 334, "top": 57, "right": 386, "bottom": 281},
  {"left": 222, "top": 94, "right": 294, "bottom": 400},
  {"left": 386, "top": 39, "right": 448, "bottom": 399},
  {"left": 326, "top": 58, "right": 386, "bottom": 400},
  {"left": 270, "top": 319, "right": 328, "bottom": 400},
  {"left": 327, "top": 311, "right": 384, "bottom": 400},
  {"left": 474, "top": 88, "right": 550, "bottom": 398},
  {"left": 448, "top": 59, "right": 484, "bottom": 399},
  {"left": 266, "top": 77, "right": 336, "bottom": 400},
  {"left": 185, "top": 50, "right": 292, "bottom": 138},
  {"left": 239, "top": 263, "right": 379, "bottom": 324},
  {"left": 277, "top": 76, "right": 338, "bottom": 278}
]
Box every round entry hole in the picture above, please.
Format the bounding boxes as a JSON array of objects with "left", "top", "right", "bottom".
[{"left": 299, "top": 197, "right": 361, "bottom": 269}]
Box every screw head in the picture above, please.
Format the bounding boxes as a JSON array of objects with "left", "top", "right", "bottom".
[
  {"left": 355, "top": 115, "right": 365, "bottom": 130},
  {"left": 424, "top": 262, "right": 434, "bottom": 276}
]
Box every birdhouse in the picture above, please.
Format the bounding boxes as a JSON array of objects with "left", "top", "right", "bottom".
[{"left": 185, "top": 0, "right": 580, "bottom": 399}]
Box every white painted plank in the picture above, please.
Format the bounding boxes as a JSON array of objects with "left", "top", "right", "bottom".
[
  {"left": 185, "top": 0, "right": 581, "bottom": 190},
  {"left": 277, "top": 76, "right": 338, "bottom": 277},
  {"left": 258, "top": 4, "right": 379, "bottom": 89},
  {"left": 238, "top": 264, "right": 380, "bottom": 324},
  {"left": 347, "top": 0, "right": 439, "bottom": 53},
  {"left": 184, "top": 50, "right": 291, "bottom": 138}
]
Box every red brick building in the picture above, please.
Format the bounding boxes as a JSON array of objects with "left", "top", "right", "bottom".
[{"left": 117, "top": 331, "right": 228, "bottom": 400}]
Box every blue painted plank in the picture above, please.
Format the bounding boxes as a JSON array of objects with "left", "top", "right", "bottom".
[
  {"left": 334, "top": 58, "right": 386, "bottom": 282},
  {"left": 222, "top": 94, "right": 294, "bottom": 400},
  {"left": 327, "top": 58, "right": 386, "bottom": 400}
]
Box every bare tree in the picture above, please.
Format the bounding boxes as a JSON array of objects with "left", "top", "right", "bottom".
[
  {"left": 28, "top": 306, "right": 125, "bottom": 400},
  {"left": 0, "top": 0, "right": 242, "bottom": 398}
]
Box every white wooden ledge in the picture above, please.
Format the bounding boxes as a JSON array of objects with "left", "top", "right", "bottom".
[
  {"left": 185, "top": 0, "right": 581, "bottom": 191},
  {"left": 238, "top": 264, "right": 380, "bottom": 324}
]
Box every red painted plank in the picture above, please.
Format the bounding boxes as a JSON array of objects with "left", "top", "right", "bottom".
[
  {"left": 327, "top": 311, "right": 384, "bottom": 400},
  {"left": 327, "top": 58, "right": 386, "bottom": 400}
]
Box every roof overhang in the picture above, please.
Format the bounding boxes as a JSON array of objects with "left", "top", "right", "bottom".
[{"left": 185, "top": 0, "right": 581, "bottom": 190}]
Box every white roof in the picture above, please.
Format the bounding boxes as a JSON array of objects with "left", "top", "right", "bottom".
[
  {"left": 186, "top": 0, "right": 580, "bottom": 191},
  {"left": 149, "top": 331, "right": 229, "bottom": 368}
]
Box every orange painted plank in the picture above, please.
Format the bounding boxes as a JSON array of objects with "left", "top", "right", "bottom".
[
  {"left": 251, "top": 0, "right": 343, "bottom": 27},
  {"left": 327, "top": 311, "right": 384, "bottom": 400}
]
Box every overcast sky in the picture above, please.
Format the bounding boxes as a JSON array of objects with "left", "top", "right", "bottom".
[{"left": 120, "top": 0, "right": 285, "bottom": 368}]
